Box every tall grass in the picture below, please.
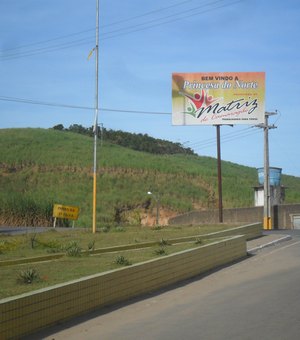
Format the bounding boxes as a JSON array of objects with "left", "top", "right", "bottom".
[
  {"left": 1, "top": 128, "right": 300, "bottom": 227},
  {"left": 0, "top": 194, "right": 53, "bottom": 227}
]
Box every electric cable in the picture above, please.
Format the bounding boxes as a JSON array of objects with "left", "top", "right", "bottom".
[
  {"left": 0, "top": 95, "right": 170, "bottom": 115},
  {"left": 0, "top": 0, "right": 244, "bottom": 61}
]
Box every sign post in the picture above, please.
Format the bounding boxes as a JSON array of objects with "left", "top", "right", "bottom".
[{"left": 53, "top": 204, "right": 80, "bottom": 228}]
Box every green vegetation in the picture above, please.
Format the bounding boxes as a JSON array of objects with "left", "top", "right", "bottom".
[
  {"left": 54, "top": 123, "right": 195, "bottom": 155},
  {"left": 0, "top": 225, "right": 225, "bottom": 298},
  {"left": 17, "top": 268, "right": 40, "bottom": 284},
  {"left": 1, "top": 128, "right": 300, "bottom": 227},
  {"left": 114, "top": 255, "right": 132, "bottom": 266}
]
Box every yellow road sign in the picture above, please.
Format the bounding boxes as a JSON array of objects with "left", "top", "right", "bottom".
[{"left": 53, "top": 204, "right": 79, "bottom": 220}]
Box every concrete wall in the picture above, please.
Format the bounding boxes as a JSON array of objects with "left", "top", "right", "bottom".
[
  {"left": 169, "top": 207, "right": 263, "bottom": 225},
  {"left": 169, "top": 204, "right": 300, "bottom": 229},
  {"left": 273, "top": 204, "right": 300, "bottom": 229},
  {"left": 0, "top": 235, "right": 246, "bottom": 339}
]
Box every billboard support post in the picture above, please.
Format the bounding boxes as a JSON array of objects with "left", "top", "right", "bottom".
[{"left": 216, "top": 125, "right": 223, "bottom": 223}]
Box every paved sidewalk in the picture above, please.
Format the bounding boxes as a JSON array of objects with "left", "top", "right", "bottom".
[{"left": 247, "top": 233, "right": 292, "bottom": 253}]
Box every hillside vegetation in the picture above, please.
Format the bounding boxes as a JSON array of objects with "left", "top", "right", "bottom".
[{"left": 1, "top": 128, "right": 300, "bottom": 228}]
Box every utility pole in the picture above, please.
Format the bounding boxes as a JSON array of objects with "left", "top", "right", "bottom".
[
  {"left": 257, "top": 111, "right": 277, "bottom": 230},
  {"left": 92, "top": 0, "right": 99, "bottom": 234}
]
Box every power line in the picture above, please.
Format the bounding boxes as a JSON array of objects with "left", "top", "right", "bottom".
[
  {"left": 0, "top": 37, "right": 95, "bottom": 61},
  {"left": 0, "top": 94, "right": 263, "bottom": 150},
  {"left": 0, "top": 94, "right": 264, "bottom": 153},
  {"left": 101, "top": 0, "right": 194, "bottom": 28},
  {"left": 190, "top": 128, "right": 261, "bottom": 151},
  {"left": 187, "top": 126, "right": 253, "bottom": 148},
  {"left": 0, "top": 0, "right": 193, "bottom": 54},
  {"left": 0, "top": 29, "right": 94, "bottom": 53},
  {"left": 0, "top": 95, "right": 170, "bottom": 115},
  {"left": 0, "top": 0, "right": 244, "bottom": 61},
  {"left": 102, "top": 0, "right": 244, "bottom": 40}
]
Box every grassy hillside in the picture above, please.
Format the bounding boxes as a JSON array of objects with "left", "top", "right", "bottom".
[{"left": 1, "top": 128, "right": 300, "bottom": 228}]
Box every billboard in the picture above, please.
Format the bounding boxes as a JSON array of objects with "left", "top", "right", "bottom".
[{"left": 172, "top": 72, "right": 265, "bottom": 125}]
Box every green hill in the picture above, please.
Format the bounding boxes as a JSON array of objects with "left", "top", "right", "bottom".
[{"left": 1, "top": 128, "right": 300, "bottom": 228}]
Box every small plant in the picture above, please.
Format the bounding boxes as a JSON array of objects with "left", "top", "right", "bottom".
[
  {"left": 100, "top": 226, "right": 110, "bottom": 233},
  {"left": 17, "top": 268, "right": 40, "bottom": 284},
  {"left": 46, "top": 247, "right": 62, "bottom": 254},
  {"left": 65, "top": 241, "right": 82, "bottom": 257},
  {"left": 114, "top": 255, "right": 131, "bottom": 266},
  {"left": 38, "top": 240, "right": 62, "bottom": 253},
  {"left": 0, "top": 239, "right": 19, "bottom": 253},
  {"left": 195, "top": 238, "right": 202, "bottom": 245},
  {"left": 154, "top": 247, "right": 167, "bottom": 255},
  {"left": 152, "top": 225, "right": 162, "bottom": 230},
  {"left": 159, "top": 238, "right": 170, "bottom": 246},
  {"left": 114, "top": 226, "right": 125, "bottom": 232},
  {"left": 30, "top": 233, "right": 38, "bottom": 249},
  {"left": 88, "top": 240, "right": 96, "bottom": 251}
]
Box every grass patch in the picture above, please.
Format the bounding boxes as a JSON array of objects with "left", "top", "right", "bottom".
[
  {"left": 4, "top": 128, "right": 300, "bottom": 227},
  {"left": 0, "top": 224, "right": 230, "bottom": 299},
  {"left": 0, "top": 225, "right": 225, "bottom": 260}
]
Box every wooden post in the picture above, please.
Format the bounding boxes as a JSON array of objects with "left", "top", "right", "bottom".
[{"left": 216, "top": 125, "right": 223, "bottom": 223}]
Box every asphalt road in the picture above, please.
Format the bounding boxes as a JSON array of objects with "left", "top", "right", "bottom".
[
  {"left": 27, "top": 230, "right": 300, "bottom": 340},
  {"left": 0, "top": 226, "right": 74, "bottom": 235}
]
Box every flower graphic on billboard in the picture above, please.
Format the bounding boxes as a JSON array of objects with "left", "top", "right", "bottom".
[{"left": 179, "top": 89, "right": 220, "bottom": 117}]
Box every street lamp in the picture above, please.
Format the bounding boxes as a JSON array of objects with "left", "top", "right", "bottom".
[{"left": 147, "top": 191, "right": 160, "bottom": 226}]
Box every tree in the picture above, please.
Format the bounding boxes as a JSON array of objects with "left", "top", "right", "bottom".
[{"left": 52, "top": 124, "right": 64, "bottom": 131}]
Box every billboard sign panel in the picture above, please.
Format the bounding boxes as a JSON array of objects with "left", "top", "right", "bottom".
[{"left": 172, "top": 72, "right": 265, "bottom": 125}]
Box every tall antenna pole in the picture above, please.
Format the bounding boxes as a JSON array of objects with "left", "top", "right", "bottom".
[{"left": 92, "top": 0, "right": 99, "bottom": 234}]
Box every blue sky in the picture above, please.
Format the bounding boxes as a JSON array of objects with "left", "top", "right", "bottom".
[{"left": 1, "top": 0, "right": 300, "bottom": 177}]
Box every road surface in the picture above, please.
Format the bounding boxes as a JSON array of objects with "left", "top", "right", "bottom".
[{"left": 25, "top": 230, "right": 300, "bottom": 340}]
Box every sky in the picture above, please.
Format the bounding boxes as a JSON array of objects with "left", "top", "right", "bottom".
[{"left": 1, "top": 0, "right": 300, "bottom": 178}]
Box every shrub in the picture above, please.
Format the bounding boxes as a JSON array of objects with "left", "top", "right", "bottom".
[
  {"left": 88, "top": 240, "right": 95, "bottom": 251},
  {"left": 159, "top": 238, "right": 170, "bottom": 246},
  {"left": 65, "top": 241, "right": 82, "bottom": 257},
  {"left": 17, "top": 268, "right": 40, "bottom": 284},
  {"left": 154, "top": 247, "right": 167, "bottom": 255},
  {"left": 114, "top": 255, "right": 131, "bottom": 266}
]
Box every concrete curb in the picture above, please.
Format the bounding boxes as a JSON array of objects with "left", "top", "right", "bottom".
[{"left": 247, "top": 235, "right": 292, "bottom": 253}]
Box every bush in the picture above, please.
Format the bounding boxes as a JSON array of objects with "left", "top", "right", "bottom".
[
  {"left": 159, "top": 238, "right": 170, "bottom": 246},
  {"left": 17, "top": 268, "right": 40, "bottom": 284},
  {"left": 154, "top": 247, "right": 167, "bottom": 255},
  {"left": 65, "top": 241, "right": 82, "bottom": 257},
  {"left": 88, "top": 240, "right": 95, "bottom": 251},
  {"left": 114, "top": 255, "right": 131, "bottom": 266}
]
